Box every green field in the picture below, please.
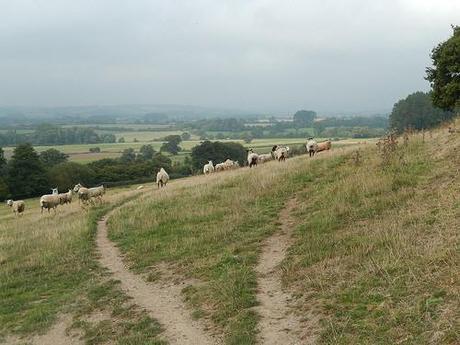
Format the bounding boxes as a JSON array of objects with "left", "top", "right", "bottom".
[{"left": 2, "top": 138, "right": 374, "bottom": 163}]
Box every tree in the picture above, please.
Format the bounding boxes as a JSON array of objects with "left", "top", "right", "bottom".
[
  {"left": 7, "top": 143, "right": 49, "bottom": 198},
  {"left": 191, "top": 141, "right": 246, "bottom": 171},
  {"left": 0, "top": 147, "right": 6, "bottom": 173},
  {"left": 120, "top": 148, "right": 136, "bottom": 163},
  {"left": 293, "top": 110, "right": 317, "bottom": 127},
  {"left": 389, "top": 91, "right": 453, "bottom": 132},
  {"left": 426, "top": 26, "right": 460, "bottom": 111},
  {"left": 39, "top": 148, "right": 68, "bottom": 166},
  {"left": 160, "top": 135, "right": 182, "bottom": 155},
  {"left": 139, "top": 144, "right": 155, "bottom": 160},
  {"left": 181, "top": 132, "right": 191, "bottom": 141},
  {"left": 118, "top": 137, "right": 125, "bottom": 143},
  {"left": 47, "top": 162, "right": 95, "bottom": 191},
  {"left": 0, "top": 147, "right": 8, "bottom": 199}
]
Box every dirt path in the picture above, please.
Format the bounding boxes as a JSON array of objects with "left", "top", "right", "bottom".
[
  {"left": 96, "top": 211, "right": 218, "bottom": 345},
  {"left": 255, "top": 197, "right": 314, "bottom": 345}
]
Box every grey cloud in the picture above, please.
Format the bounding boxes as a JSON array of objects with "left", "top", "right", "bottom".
[{"left": 0, "top": 0, "right": 458, "bottom": 113}]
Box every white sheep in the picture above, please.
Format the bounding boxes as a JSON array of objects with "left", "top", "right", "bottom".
[
  {"left": 6, "top": 199, "right": 25, "bottom": 216},
  {"left": 156, "top": 167, "right": 170, "bottom": 188},
  {"left": 306, "top": 139, "right": 331, "bottom": 157},
  {"left": 271, "top": 145, "right": 290, "bottom": 161},
  {"left": 58, "top": 189, "right": 73, "bottom": 205},
  {"left": 203, "top": 161, "right": 214, "bottom": 174},
  {"left": 257, "top": 153, "right": 273, "bottom": 164},
  {"left": 73, "top": 183, "right": 105, "bottom": 204},
  {"left": 215, "top": 162, "right": 226, "bottom": 172},
  {"left": 247, "top": 149, "right": 259, "bottom": 168},
  {"left": 224, "top": 159, "right": 240, "bottom": 170},
  {"left": 306, "top": 138, "right": 318, "bottom": 157},
  {"left": 40, "top": 194, "right": 61, "bottom": 214}
]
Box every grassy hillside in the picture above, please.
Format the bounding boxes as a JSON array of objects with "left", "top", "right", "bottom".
[
  {"left": 108, "top": 121, "right": 459, "bottom": 344},
  {"left": 0, "top": 186, "right": 166, "bottom": 344},
  {"left": 0, "top": 120, "right": 458, "bottom": 344}
]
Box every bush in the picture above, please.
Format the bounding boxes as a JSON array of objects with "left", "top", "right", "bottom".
[{"left": 191, "top": 141, "right": 246, "bottom": 171}]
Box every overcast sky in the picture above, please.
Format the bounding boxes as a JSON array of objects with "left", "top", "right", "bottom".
[{"left": 0, "top": 0, "right": 458, "bottom": 114}]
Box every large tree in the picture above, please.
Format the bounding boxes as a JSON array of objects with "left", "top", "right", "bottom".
[
  {"left": 39, "top": 148, "right": 69, "bottom": 167},
  {"left": 138, "top": 144, "right": 156, "bottom": 160},
  {"left": 293, "top": 110, "right": 317, "bottom": 127},
  {"left": 161, "top": 135, "right": 182, "bottom": 155},
  {"left": 47, "top": 162, "right": 95, "bottom": 191},
  {"left": 426, "top": 26, "right": 460, "bottom": 111},
  {"left": 191, "top": 141, "right": 246, "bottom": 171},
  {"left": 389, "top": 91, "right": 453, "bottom": 132},
  {"left": 7, "top": 143, "right": 49, "bottom": 198}
]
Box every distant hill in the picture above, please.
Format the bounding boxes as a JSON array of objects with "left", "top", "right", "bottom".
[{"left": 0, "top": 104, "right": 261, "bottom": 126}]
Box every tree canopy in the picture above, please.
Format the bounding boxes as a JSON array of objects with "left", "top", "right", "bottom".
[
  {"left": 191, "top": 141, "right": 246, "bottom": 171},
  {"left": 293, "top": 110, "right": 317, "bottom": 127},
  {"left": 161, "top": 135, "right": 182, "bottom": 155},
  {"left": 6, "top": 143, "right": 49, "bottom": 198},
  {"left": 39, "top": 148, "right": 69, "bottom": 166},
  {"left": 426, "top": 26, "right": 460, "bottom": 111},
  {"left": 389, "top": 91, "right": 453, "bottom": 132},
  {"left": 139, "top": 144, "right": 156, "bottom": 160}
]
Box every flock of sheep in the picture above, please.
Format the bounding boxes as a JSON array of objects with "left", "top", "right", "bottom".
[
  {"left": 202, "top": 139, "right": 332, "bottom": 173},
  {"left": 5, "top": 138, "right": 331, "bottom": 217}
]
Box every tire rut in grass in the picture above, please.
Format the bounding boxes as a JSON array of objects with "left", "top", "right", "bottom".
[
  {"left": 96, "top": 210, "right": 218, "bottom": 345},
  {"left": 255, "top": 197, "right": 315, "bottom": 345}
]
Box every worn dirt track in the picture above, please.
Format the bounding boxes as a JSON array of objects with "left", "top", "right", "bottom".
[
  {"left": 96, "top": 210, "right": 218, "bottom": 345},
  {"left": 255, "top": 197, "right": 313, "bottom": 345}
]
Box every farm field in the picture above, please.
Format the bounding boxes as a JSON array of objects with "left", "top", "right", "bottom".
[
  {"left": 1, "top": 121, "right": 458, "bottom": 344},
  {"left": 2, "top": 137, "right": 375, "bottom": 163}
]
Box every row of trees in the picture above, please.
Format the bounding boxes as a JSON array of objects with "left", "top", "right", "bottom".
[
  {"left": 0, "top": 124, "right": 117, "bottom": 146},
  {"left": 0, "top": 144, "right": 181, "bottom": 200},
  {"left": 0, "top": 140, "right": 250, "bottom": 200}
]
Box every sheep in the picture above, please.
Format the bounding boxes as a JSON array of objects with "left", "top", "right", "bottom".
[
  {"left": 271, "top": 145, "right": 290, "bottom": 162},
  {"left": 223, "top": 159, "right": 240, "bottom": 170},
  {"left": 51, "top": 187, "right": 59, "bottom": 195},
  {"left": 215, "top": 162, "right": 226, "bottom": 172},
  {"left": 156, "top": 167, "right": 169, "bottom": 188},
  {"left": 257, "top": 153, "right": 273, "bottom": 164},
  {"left": 6, "top": 199, "right": 25, "bottom": 216},
  {"left": 203, "top": 161, "right": 214, "bottom": 174},
  {"left": 316, "top": 140, "right": 332, "bottom": 153},
  {"left": 306, "top": 139, "right": 331, "bottom": 156},
  {"left": 40, "top": 194, "right": 61, "bottom": 214},
  {"left": 58, "top": 189, "right": 73, "bottom": 205},
  {"left": 73, "top": 183, "right": 105, "bottom": 204},
  {"left": 247, "top": 149, "right": 259, "bottom": 168},
  {"left": 306, "top": 138, "right": 318, "bottom": 157}
]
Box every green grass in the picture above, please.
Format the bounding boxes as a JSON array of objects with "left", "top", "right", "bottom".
[
  {"left": 282, "top": 132, "right": 459, "bottom": 344},
  {"left": 107, "top": 151, "right": 348, "bottom": 344},
  {"left": 2, "top": 123, "right": 455, "bottom": 344},
  {"left": 2, "top": 137, "right": 370, "bottom": 163},
  {"left": 0, "top": 185, "right": 166, "bottom": 344}
]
